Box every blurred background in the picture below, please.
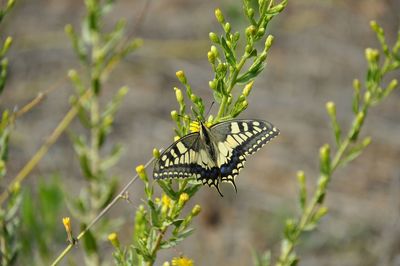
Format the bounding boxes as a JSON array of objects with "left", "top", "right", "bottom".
[{"left": 1, "top": 0, "right": 400, "bottom": 265}]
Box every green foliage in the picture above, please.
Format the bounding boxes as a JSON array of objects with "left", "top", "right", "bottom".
[
  {"left": 63, "top": 0, "right": 142, "bottom": 265},
  {"left": 19, "top": 176, "right": 64, "bottom": 265},
  {"left": 111, "top": 0, "right": 287, "bottom": 265},
  {"left": 272, "top": 21, "right": 400, "bottom": 266},
  {"left": 0, "top": 1, "right": 20, "bottom": 265}
]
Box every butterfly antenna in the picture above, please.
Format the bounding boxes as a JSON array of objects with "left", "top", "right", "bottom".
[{"left": 205, "top": 101, "right": 215, "bottom": 119}]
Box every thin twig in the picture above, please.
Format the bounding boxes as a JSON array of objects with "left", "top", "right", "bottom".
[{"left": 50, "top": 156, "right": 156, "bottom": 266}]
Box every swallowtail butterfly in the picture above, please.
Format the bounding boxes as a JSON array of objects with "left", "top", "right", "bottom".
[{"left": 153, "top": 119, "right": 279, "bottom": 196}]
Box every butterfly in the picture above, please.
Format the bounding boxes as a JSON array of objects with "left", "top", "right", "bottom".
[{"left": 153, "top": 119, "right": 279, "bottom": 196}]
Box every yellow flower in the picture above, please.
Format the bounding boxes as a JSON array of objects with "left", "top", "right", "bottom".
[
  {"left": 108, "top": 232, "right": 120, "bottom": 248},
  {"left": 63, "top": 217, "right": 71, "bottom": 233},
  {"left": 191, "top": 204, "right": 201, "bottom": 216},
  {"left": 136, "top": 164, "right": 148, "bottom": 182},
  {"left": 179, "top": 193, "right": 189, "bottom": 205},
  {"left": 162, "top": 194, "right": 172, "bottom": 209},
  {"left": 172, "top": 256, "right": 194, "bottom": 266},
  {"left": 62, "top": 217, "right": 75, "bottom": 244},
  {"left": 189, "top": 121, "right": 212, "bottom": 133}
]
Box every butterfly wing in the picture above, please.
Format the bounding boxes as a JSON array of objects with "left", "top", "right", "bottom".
[
  {"left": 153, "top": 133, "right": 220, "bottom": 187},
  {"left": 210, "top": 119, "right": 279, "bottom": 185}
]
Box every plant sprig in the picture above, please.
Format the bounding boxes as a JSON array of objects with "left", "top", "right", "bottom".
[
  {"left": 110, "top": 1, "right": 287, "bottom": 265},
  {"left": 269, "top": 21, "right": 400, "bottom": 266}
]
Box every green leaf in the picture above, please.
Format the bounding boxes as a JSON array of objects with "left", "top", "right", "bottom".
[
  {"left": 236, "top": 62, "right": 265, "bottom": 84},
  {"left": 221, "top": 37, "right": 236, "bottom": 67},
  {"left": 157, "top": 180, "right": 178, "bottom": 200},
  {"left": 147, "top": 200, "right": 160, "bottom": 228},
  {"left": 183, "top": 183, "right": 202, "bottom": 197},
  {"left": 82, "top": 228, "right": 98, "bottom": 255},
  {"left": 252, "top": 249, "right": 271, "bottom": 266},
  {"left": 100, "top": 144, "right": 123, "bottom": 170}
]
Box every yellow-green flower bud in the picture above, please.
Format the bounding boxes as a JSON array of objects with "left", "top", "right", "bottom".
[
  {"left": 353, "top": 79, "right": 361, "bottom": 91},
  {"left": 245, "top": 25, "right": 257, "bottom": 37},
  {"left": 242, "top": 81, "right": 254, "bottom": 97},
  {"left": 176, "top": 70, "right": 187, "bottom": 84},
  {"left": 68, "top": 69, "right": 79, "bottom": 81},
  {"left": 314, "top": 206, "right": 328, "bottom": 221},
  {"left": 108, "top": 233, "right": 120, "bottom": 248},
  {"left": 318, "top": 175, "right": 329, "bottom": 192},
  {"left": 174, "top": 87, "right": 184, "bottom": 104},
  {"left": 224, "top": 22, "right": 231, "bottom": 33},
  {"left": 248, "top": 8, "right": 254, "bottom": 18},
  {"left": 171, "top": 110, "right": 179, "bottom": 122},
  {"left": 136, "top": 165, "right": 148, "bottom": 182},
  {"left": 190, "top": 94, "right": 198, "bottom": 103},
  {"left": 356, "top": 111, "right": 365, "bottom": 126},
  {"left": 325, "top": 101, "right": 336, "bottom": 117},
  {"left": 65, "top": 24, "right": 73, "bottom": 35},
  {"left": 241, "top": 100, "right": 248, "bottom": 110},
  {"left": 153, "top": 148, "right": 161, "bottom": 159},
  {"left": 297, "top": 170, "right": 306, "bottom": 185},
  {"left": 191, "top": 204, "right": 201, "bottom": 216},
  {"left": 265, "top": 35, "right": 274, "bottom": 51},
  {"left": 386, "top": 79, "right": 398, "bottom": 92},
  {"left": 319, "top": 144, "right": 330, "bottom": 175},
  {"left": 209, "top": 32, "right": 219, "bottom": 43},
  {"left": 2, "top": 37, "right": 13, "bottom": 54},
  {"left": 7, "top": 0, "right": 15, "bottom": 9},
  {"left": 118, "top": 86, "right": 129, "bottom": 97},
  {"left": 162, "top": 262, "right": 171, "bottom": 266},
  {"left": 245, "top": 44, "right": 253, "bottom": 54},
  {"left": 257, "top": 27, "right": 265, "bottom": 36},
  {"left": 208, "top": 51, "right": 216, "bottom": 64},
  {"left": 215, "top": 8, "right": 225, "bottom": 24},
  {"left": 11, "top": 181, "right": 20, "bottom": 194},
  {"left": 209, "top": 80, "right": 217, "bottom": 90},
  {"left": 362, "top": 136, "right": 372, "bottom": 147},
  {"left": 369, "top": 20, "right": 383, "bottom": 35},
  {"left": 365, "top": 48, "right": 379, "bottom": 62},
  {"left": 364, "top": 91, "right": 371, "bottom": 105},
  {"left": 227, "top": 95, "right": 232, "bottom": 105},
  {"left": 216, "top": 63, "right": 227, "bottom": 73},
  {"left": 211, "top": 45, "right": 219, "bottom": 57}
]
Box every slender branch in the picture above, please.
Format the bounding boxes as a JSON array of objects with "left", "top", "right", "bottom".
[{"left": 50, "top": 156, "right": 155, "bottom": 266}]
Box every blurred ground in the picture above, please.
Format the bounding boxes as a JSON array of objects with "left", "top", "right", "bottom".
[{"left": 1, "top": 0, "right": 400, "bottom": 265}]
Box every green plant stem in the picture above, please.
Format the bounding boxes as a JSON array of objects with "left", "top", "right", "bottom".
[
  {"left": 146, "top": 227, "right": 167, "bottom": 266},
  {"left": 216, "top": 55, "right": 248, "bottom": 120},
  {"left": 90, "top": 97, "right": 100, "bottom": 177}
]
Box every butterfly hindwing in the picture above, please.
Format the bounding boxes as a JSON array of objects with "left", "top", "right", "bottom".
[{"left": 210, "top": 119, "right": 279, "bottom": 185}]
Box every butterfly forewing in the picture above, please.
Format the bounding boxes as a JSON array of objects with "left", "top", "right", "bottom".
[{"left": 153, "top": 133, "right": 219, "bottom": 185}]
